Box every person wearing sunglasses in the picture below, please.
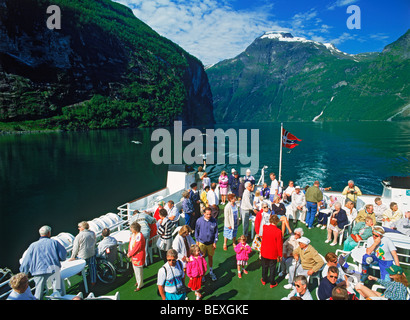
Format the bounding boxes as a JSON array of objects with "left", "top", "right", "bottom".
[
  {"left": 157, "top": 249, "right": 187, "bottom": 300},
  {"left": 318, "top": 266, "right": 343, "bottom": 300},
  {"left": 281, "top": 275, "right": 313, "bottom": 300},
  {"left": 360, "top": 226, "right": 400, "bottom": 282}
]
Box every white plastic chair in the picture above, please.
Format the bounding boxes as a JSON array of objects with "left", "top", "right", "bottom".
[
  {"left": 147, "top": 234, "right": 160, "bottom": 265},
  {"left": 45, "top": 291, "right": 83, "bottom": 300},
  {"left": 307, "top": 254, "right": 327, "bottom": 286},
  {"left": 85, "top": 291, "right": 120, "bottom": 300}
]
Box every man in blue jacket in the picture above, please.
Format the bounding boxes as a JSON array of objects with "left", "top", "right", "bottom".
[
  {"left": 19, "top": 225, "right": 67, "bottom": 300},
  {"left": 195, "top": 207, "right": 218, "bottom": 281}
]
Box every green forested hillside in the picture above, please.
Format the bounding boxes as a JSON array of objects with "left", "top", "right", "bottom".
[
  {"left": 0, "top": 0, "right": 214, "bottom": 131},
  {"left": 207, "top": 30, "right": 410, "bottom": 123}
]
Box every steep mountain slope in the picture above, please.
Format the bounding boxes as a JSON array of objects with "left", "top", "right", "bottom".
[
  {"left": 207, "top": 30, "right": 410, "bottom": 122},
  {"left": 0, "top": 0, "right": 214, "bottom": 130}
]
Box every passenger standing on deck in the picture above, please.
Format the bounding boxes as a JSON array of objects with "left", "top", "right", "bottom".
[
  {"left": 218, "top": 171, "right": 229, "bottom": 204},
  {"left": 207, "top": 183, "right": 220, "bottom": 218},
  {"left": 240, "top": 182, "right": 255, "bottom": 238},
  {"left": 234, "top": 235, "right": 252, "bottom": 278},
  {"left": 128, "top": 221, "right": 145, "bottom": 292},
  {"left": 165, "top": 200, "right": 180, "bottom": 224},
  {"left": 305, "top": 181, "right": 323, "bottom": 229},
  {"left": 244, "top": 169, "right": 255, "bottom": 190},
  {"left": 157, "top": 209, "right": 176, "bottom": 262},
  {"left": 182, "top": 190, "right": 194, "bottom": 230},
  {"left": 261, "top": 182, "right": 270, "bottom": 200},
  {"left": 157, "top": 249, "right": 187, "bottom": 300},
  {"left": 223, "top": 193, "right": 239, "bottom": 250},
  {"left": 189, "top": 183, "right": 201, "bottom": 228},
  {"left": 260, "top": 214, "right": 282, "bottom": 288},
  {"left": 195, "top": 207, "right": 218, "bottom": 281},
  {"left": 200, "top": 185, "right": 210, "bottom": 209},
  {"left": 238, "top": 177, "right": 245, "bottom": 201},
  {"left": 202, "top": 172, "right": 211, "bottom": 190},
  {"left": 229, "top": 170, "right": 240, "bottom": 198},
  {"left": 19, "top": 225, "right": 67, "bottom": 300},
  {"left": 69, "top": 221, "right": 97, "bottom": 289},
  {"left": 269, "top": 172, "right": 280, "bottom": 201},
  {"left": 342, "top": 180, "right": 362, "bottom": 207},
  {"left": 172, "top": 225, "right": 195, "bottom": 269},
  {"left": 186, "top": 244, "right": 207, "bottom": 300},
  {"left": 129, "top": 209, "right": 156, "bottom": 262}
]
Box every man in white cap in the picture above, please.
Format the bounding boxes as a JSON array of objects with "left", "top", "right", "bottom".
[
  {"left": 243, "top": 169, "right": 255, "bottom": 190},
  {"left": 291, "top": 186, "right": 307, "bottom": 223},
  {"left": 284, "top": 236, "right": 324, "bottom": 289}
]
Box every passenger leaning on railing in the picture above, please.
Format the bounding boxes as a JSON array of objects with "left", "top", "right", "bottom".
[{"left": 69, "top": 221, "right": 97, "bottom": 289}]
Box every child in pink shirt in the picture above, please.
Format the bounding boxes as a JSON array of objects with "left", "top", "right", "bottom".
[
  {"left": 186, "top": 244, "right": 207, "bottom": 300},
  {"left": 234, "top": 235, "right": 252, "bottom": 278}
]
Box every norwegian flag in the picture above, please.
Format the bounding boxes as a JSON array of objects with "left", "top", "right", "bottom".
[{"left": 282, "top": 128, "right": 301, "bottom": 149}]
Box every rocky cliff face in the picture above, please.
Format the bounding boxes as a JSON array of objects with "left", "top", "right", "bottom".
[
  {"left": 0, "top": 0, "right": 214, "bottom": 129},
  {"left": 207, "top": 30, "right": 410, "bottom": 122}
]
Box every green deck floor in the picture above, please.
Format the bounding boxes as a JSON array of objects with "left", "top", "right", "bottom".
[{"left": 65, "top": 205, "right": 410, "bottom": 300}]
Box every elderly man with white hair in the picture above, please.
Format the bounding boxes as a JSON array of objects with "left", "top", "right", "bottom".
[
  {"left": 291, "top": 186, "right": 307, "bottom": 223},
  {"left": 19, "top": 225, "right": 67, "bottom": 300},
  {"left": 279, "top": 228, "right": 304, "bottom": 277},
  {"left": 342, "top": 180, "right": 362, "bottom": 206},
  {"left": 240, "top": 181, "right": 256, "bottom": 237},
  {"left": 284, "top": 236, "right": 324, "bottom": 289}
]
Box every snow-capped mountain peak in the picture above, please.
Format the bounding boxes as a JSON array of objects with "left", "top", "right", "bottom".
[{"left": 260, "top": 31, "right": 349, "bottom": 56}]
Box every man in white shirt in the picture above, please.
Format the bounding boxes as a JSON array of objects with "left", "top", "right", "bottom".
[
  {"left": 291, "top": 186, "right": 307, "bottom": 223},
  {"left": 283, "top": 180, "right": 295, "bottom": 203},
  {"left": 207, "top": 183, "right": 219, "bottom": 218},
  {"left": 240, "top": 182, "right": 255, "bottom": 237},
  {"left": 165, "top": 200, "right": 180, "bottom": 222},
  {"left": 269, "top": 172, "right": 280, "bottom": 202}
]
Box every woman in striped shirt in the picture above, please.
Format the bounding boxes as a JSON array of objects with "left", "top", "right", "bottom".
[{"left": 157, "top": 209, "right": 176, "bottom": 262}]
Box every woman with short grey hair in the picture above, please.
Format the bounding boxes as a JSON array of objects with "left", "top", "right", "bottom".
[{"left": 326, "top": 202, "right": 349, "bottom": 246}]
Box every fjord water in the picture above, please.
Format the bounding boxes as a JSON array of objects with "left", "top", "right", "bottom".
[{"left": 1, "top": 121, "right": 409, "bottom": 272}]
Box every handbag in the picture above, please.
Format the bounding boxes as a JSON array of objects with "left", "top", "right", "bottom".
[
  {"left": 330, "top": 219, "right": 338, "bottom": 227},
  {"left": 251, "top": 235, "right": 262, "bottom": 252},
  {"left": 350, "top": 234, "right": 362, "bottom": 242}
]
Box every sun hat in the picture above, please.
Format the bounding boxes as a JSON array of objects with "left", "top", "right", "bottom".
[
  {"left": 386, "top": 265, "right": 403, "bottom": 276},
  {"left": 297, "top": 237, "right": 310, "bottom": 245}
]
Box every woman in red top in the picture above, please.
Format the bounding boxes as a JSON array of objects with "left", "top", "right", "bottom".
[
  {"left": 260, "top": 215, "right": 283, "bottom": 288},
  {"left": 128, "top": 221, "right": 146, "bottom": 292}
]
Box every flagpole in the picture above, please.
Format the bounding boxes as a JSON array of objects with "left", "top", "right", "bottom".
[{"left": 279, "top": 122, "right": 283, "bottom": 186}]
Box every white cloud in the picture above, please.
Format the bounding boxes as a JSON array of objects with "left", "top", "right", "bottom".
[
  {"left": 327, "top": 0, "right": 359, "bottom": 10},
  {"left": 114, "top": 0, "right": 284, "bottom": 65}
]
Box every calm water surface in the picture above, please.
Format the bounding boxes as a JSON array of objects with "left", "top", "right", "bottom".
[{"left": 1, "top": 121, "right": 409, "bottom": 271}]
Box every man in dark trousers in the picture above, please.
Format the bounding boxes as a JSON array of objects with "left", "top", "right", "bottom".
[{"left": 189, "top": 182, "right": 201, "bottom": 231}]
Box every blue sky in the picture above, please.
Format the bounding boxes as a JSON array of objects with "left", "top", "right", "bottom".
[{"left": 115, "top": 0, "right": 409, "bottom": 65}]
